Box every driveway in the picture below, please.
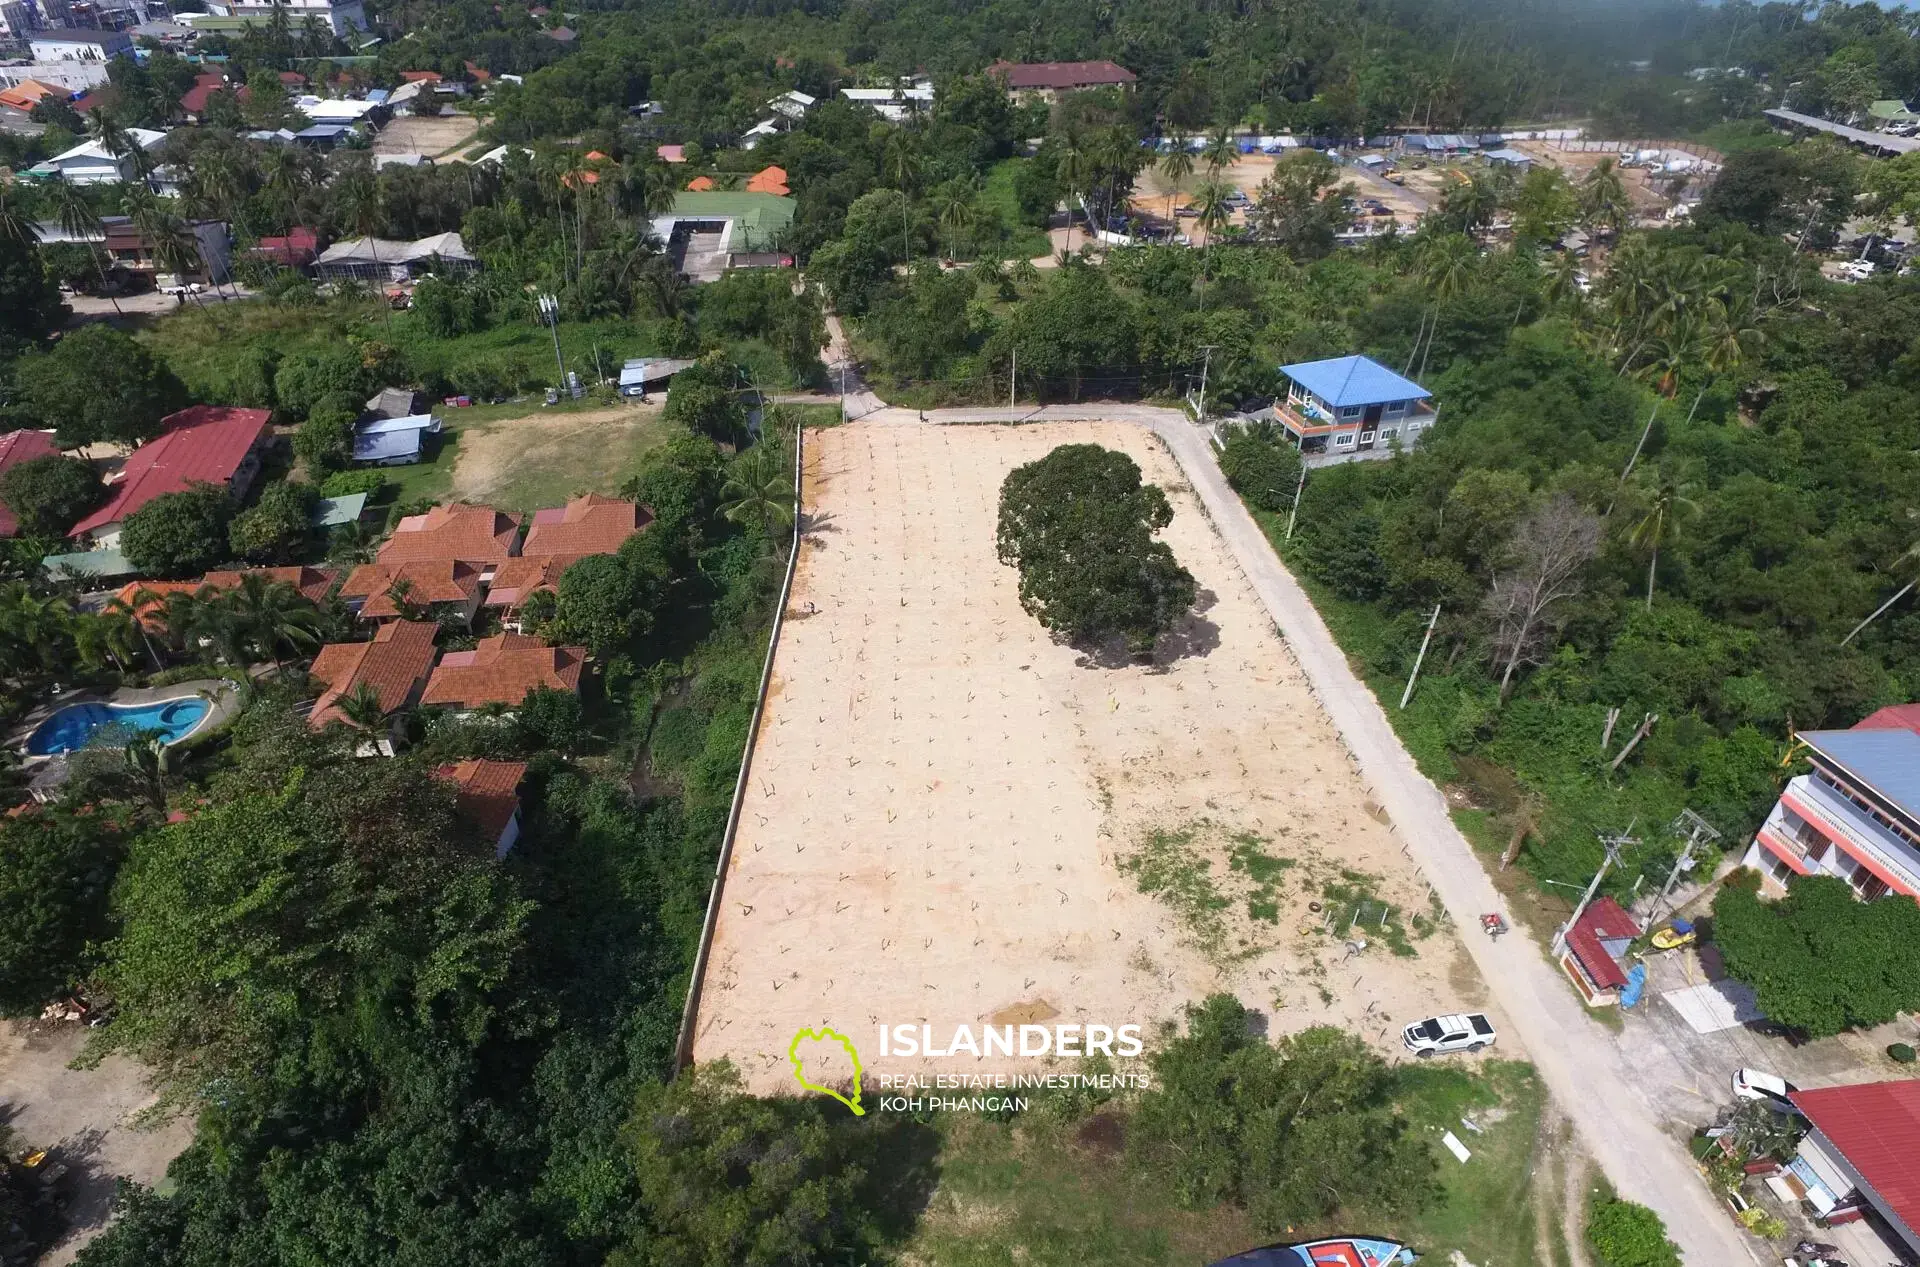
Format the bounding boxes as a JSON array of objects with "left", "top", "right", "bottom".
[{"left": 839, "top": 395, "right": 1761, "bottom": 1264}]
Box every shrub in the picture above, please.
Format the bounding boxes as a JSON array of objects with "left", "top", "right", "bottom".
[
  {"left": 1219, "top": 429, "right": 1303, "bottom": 514},
  {"left": 120, "top": 485, "right": 233, "bottom": 578},
  {"left": 1890, "top": 1042, "right": 1917, "bottom": 1063},
  {"left": 320, "top": 469, "right": 388, "bottom": 498},
  {"left": 229, "top": 481, "right": 318, "bottom": 562},
  {"left": 1587, "top": 1198, "right": 1680, "bottom": 1267},
  {"left": 0, "top": 454, "right": 102, "bottom": 536}
]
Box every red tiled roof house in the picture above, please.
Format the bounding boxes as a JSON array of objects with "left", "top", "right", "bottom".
[
  {"left": 376, "top": 502, "right": 522, "bottom": 580},
  {"left": 1555, "top": 896, "right": 1641, "bottom": 1007},
  {"left": 1786, "top": 1080, "right": 1920, "bottom": 1253},
  {"left": 69, "top": 406, "right": 273, "bottom": 548},
  {"left": 308, "top": 620, "right": 439, "bottom": 755},
  {"left": 340, "top": 559, "right": 485, "bottom": 626},
  {"left": 985, "top": 60, "right": 1136, "bottom": 103},
  {"left": 421, "top": 633, "right": 584, "bottom": 714},
  {"left": 113, "top": 566, "right": 338, "bottom": 633},
  {"left": 487, "top": 494, "right": 649, "bottom": 627},
  {"left": 0, "top": 429, "right": 63, "bottom": 537},
  {"left": 434, "top": 758, "right": 528, "bottom": 857}
]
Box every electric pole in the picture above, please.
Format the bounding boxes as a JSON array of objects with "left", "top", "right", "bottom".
[
  {"left": 1284, "top": 462, "right": 1307, "bottom": 541},
  {"left": 1651, "top": 810, "right": 1721, "bottom": 921},
  {"left": 1195, "top": 344, "right": 1217, "bottom": 423},
  {"left": 1553, "top": 820, "right": 1641, "bottom": 957},
  {"left": 537, "top": 293, "right": 567, "bottom": 391},
  {"left": 1399, "top": 603, "right": 1442, "bottom": 709},
  {"left": 1009, "top": 346, "right": 1017, "bottom": 413}
]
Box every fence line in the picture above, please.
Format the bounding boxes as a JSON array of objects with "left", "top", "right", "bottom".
[
  {"left": 1554, "top": 137, "right": 1725, "bottom": 164},
  {"left": 672, "top": 419, "right": 806, "bottom": 1073}
]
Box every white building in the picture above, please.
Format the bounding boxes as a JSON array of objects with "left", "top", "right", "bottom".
[
  {"left": 27, "top": 126, "right": 165, "bottom": 183},
  {"left": 203, "top": 0, "right": 365, "bottom": 35},
  {"left": 28, "top": 27, "right": 133, "bottom": 60},
  {"left": 0, "top": 61, "right": 111, "bottom": 91},
  {"left": 840, "top": 81, "right": 933, "bottom": 122},
  {"left": 768, "top": 89, "right": 815, "bottom": 120}
]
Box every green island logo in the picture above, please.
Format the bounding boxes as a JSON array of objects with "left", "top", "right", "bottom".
[{"left": 788, "top": 1026, "right": 866, "bottom": 1115}]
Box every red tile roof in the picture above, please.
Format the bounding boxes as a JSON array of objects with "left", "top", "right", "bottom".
[
  {"left": 434, "top": 758, "right": 526, "bottom": 842},
  {"left": 0, "top": 429, "right": 61, "bottom": 537},
  {"left": 523, "top": 493, "right": 648, "bottom": 558},
  {"left": 1790, "top": 1080, "right": 1920, "bottom": 1236},
  {"left": 341, "top": 559, "right": 482, "bottom": 618},
  {"left": 1565, "top": 896, "right": 1640, "bottom": 991},
  {"left": 251, "top": 226, "right": 320, "bottom": 268},
  {"left": 745, "top": 165, "right": 790, "bottom": 195},
  {"left": 986, "top": 60, "right": 1136, "bottom": 91},
  {"left": 421, "top": 633, "right": 584, "bottom": 708},
  {"left": 69, "top": 407, "right": 270, "bottom": 537},
  {"left": 464, "top": 62, "right": 492, "bottom": 83},
  {"left": 685, "top": 175, "right": 715, "bottom": 191},
  {"left": 278, "top": 71, "right": 307, "bottom": 86},
  {"left": 376, "top": 502, "right": 521, "bottom": 566},
  {"left": 483, "top": 554, "right": 578, "bottom": 609},
  {"left": 399, "top": 70, "right": 442, "bottom": 83},
  {"left": 308, "top": 620, "right": 438, "bottom": 728},
  {"left": 179, "top": 71, "right": 229, "bottom": 115},
  {"left": 111, "top": 567, "right": 335, "bottom": 630}
]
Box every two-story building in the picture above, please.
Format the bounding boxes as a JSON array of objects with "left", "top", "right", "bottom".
[
  {"left": 1742, "top": 706, "right": 1920, "bottom": 900},
  {"left": 1270, "top": 355, "right": 1438, "bottom": 462}
]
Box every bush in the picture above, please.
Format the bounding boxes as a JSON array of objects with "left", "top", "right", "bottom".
[
  {"left": 119, "top": 485, "right": 233, "bottom": 578},
  {"left": 1890, "top": 1042, "right": 1917, "bottom": 1063},
  {"left": 229, "top": 481, "right": 318, "bottom": 562},
  {"left": 15, "top": 325, "right": 187, "bottom": 446},
  {"left": 1713, "top": 872, "right": 1920, "bottom": 1036},
  {"left": 1219, "top": 429, "right": 1303, "bottom": 514},
  {"left": 1586, "top": 1199, "right": 1680, "bottom": 1267},
  {"left": 0, "top": 811, "right": 126, "bottom": 1015},
  {"left": 320, "top": 469, "right": 388, "bottom": 498}
]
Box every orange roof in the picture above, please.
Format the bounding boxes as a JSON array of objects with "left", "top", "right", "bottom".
[
  {"left": 745, "top": 165, "right": 790, "bottom": 195},
  {"left": 422, "top": 633, "right": 585, "bottom": 709},
  {"left": 376, "top": 503, "right": 521, "bottom": 567},
  {"left": 0, "top": 80, "right": 64, "bottom": 112},
  {"left": 111, "top": 567, "right": 336, "bottom": 631},
  {"left": 308, "top": 620, "right": 439, "bottom": 728},
  {"left": 341, "top": 559, "right": 482, "bottom": 618},
  {"left": 483, "top": 554, "right": 578, "bottom": 609},
  {"left": 583, "top": 149, "right": 609, "bottom": 162},
  {"left": 686, "top": 175, "right": 716, "bottom": 191},
  {"left": 524, "top": 494, "right": 648, "bottom": 558},
  {"left": 399, "top": 70, "right": 442, "bottom": 82},
  {"left": 434, "top": 758, "right": 527, "bottom": 842},
  {"left": 464, "top": 62, "right": 492, "bottom": 82}
]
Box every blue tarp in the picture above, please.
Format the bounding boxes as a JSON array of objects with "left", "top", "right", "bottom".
[
  {"left": 1279, "top": 355, "right": 1431, "bottom": 408},
  {"left": 352, "top": 428, "right": 423, "bottom": 463}
]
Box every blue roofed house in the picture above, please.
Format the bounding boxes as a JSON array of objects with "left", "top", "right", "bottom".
[
  {"left": 1742, "top": 705, "right": 1920, "bottom": 901},
  {"left": 1272, "top": 354, "right": 1436, "bottom": 461},
  {"left": 354, "top": 412, "right": 441, "bottom": 465}
]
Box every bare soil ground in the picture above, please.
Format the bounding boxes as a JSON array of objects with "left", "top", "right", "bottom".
[
  {"left": 1512, "top": 142, "right": 1672, "bottom": 213},
  {"left": 1128, "top": 150, "right": 1428, "bottom": 235},
  {"left": 693, "top": 421, "right": 1511, "bottom": 1092},
  {"left": 0, "top": 1021, "right": 192, "bottom": 1265},
  {"left": 374, "top": 114, "right": 480, "bottom": 158},
  {"left": 447, "top": 401, "right": 668, "bottom": 510}
]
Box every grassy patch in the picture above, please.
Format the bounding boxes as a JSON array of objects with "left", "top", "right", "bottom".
[
  {"left": 1384, "top": 1060, "right": 1548, "bottom": 1265},
  {"left": 980, "top": 158, "right": 1054, "bottom": 261},
  {"left": 1319, "top": 868, "right": 1421, "bottom": 956},
  {"left": 1118, "top": 823, "right": 1231, "bottom": 955},
  {"left": 1226, "top": 833, "right": 1294, "bottom": 925}
]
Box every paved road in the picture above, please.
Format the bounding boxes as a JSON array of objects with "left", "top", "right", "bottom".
[{"left": 845, "top": 398, "right": 1758, "bottom": 1265}]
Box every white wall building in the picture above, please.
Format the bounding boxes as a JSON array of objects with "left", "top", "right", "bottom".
[
  {"left": 26, "top": 126, "right": 165, "bottom": 183},
  {"left": 28, "top": 27, "right": 132, "bottom": 60},
  {"left": 840, "top": 82, "right": 933, "bottom": 122},
  {"left": 0, "top": 60, "right": 113, "bottom": 91}
]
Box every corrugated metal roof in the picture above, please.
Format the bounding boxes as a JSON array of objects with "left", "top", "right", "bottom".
[
  {"left": 69, "top": 406, "right": 268, "bottom": 536},
  {"left": 1279, "top": 355, "right": 1431, "bottom": 409},
  {"left": 1789, "top": 1081, "right": 1920, "bottom": 1239},
  {"left": 1799, "top": 728, "right": 1920, "bottom": 825},
  {"left": 353, "top": 428, "right": 423, "bottom": 463}
]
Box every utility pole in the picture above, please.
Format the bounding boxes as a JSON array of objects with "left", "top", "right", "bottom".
[
  {"left": 1009, "top": 346, "right": 1017, "bottom": 413},
  {"left": 1284, "top": 462, "right": 1308, "bottom": 541},
  {"left": 1553, "top": 820, "right": 1640, "bottom": 957},
  {"left": 1652, "top": 810, "right": 1721, "bottom": 921},
  {"left": 537, "top": 293, "right": 566, "bottom": 391},
  {"left": 1195, "top": 344, "right": 1218, "bottom": 423},
  {"left": 1399, "top": 603, "right": 1442, "bottom": 709}
]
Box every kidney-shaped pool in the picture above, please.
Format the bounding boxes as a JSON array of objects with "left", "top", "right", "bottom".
[{"left": 27, "top": 695, "right": 212, "bottom": 757}]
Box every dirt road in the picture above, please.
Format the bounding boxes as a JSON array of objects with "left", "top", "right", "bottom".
[{"left": 840, "top": 400, "right": 1756, "bottom": 1266}]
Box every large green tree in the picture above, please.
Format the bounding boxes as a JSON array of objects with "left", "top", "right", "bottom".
[
  {"left": 0, "top": 232, "right": 66, "bottom": 363},
  {"left": 14, "top": 325, "right": 187, "bottom": 447},
  {"left": 0, "top": 811, "right": 127, "bottom": 1015},
  {"left": 1713, "top": 871, "right": 1920, "bottom": 1036},
  {"left": 0, "top": 453, "right": 102, "bottom": 537},
  {"left": 118, "top": 485, "right": 234, "bottom": 578},
  {"left": 996, "top": 443, "right": 1196, "bottom": 655}
]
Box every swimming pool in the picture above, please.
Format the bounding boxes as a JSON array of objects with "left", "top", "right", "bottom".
[{"left": 26, "top": 695, "right": 212, "bottom": 757}]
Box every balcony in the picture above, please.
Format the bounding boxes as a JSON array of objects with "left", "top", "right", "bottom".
[{"left": 1779, "top": 775, "right": 1920, "bottom": 897}]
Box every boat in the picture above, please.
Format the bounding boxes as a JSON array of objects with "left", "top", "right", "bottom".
[{"left": 1209, "top": 1236, "right": 1416, "bottom": 1267}]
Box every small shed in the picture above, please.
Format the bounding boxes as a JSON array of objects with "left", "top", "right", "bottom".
[
  {"left": 1558, "top": 896, "right": 1642, "bottom": 1007},
  {"left": 617, "top": 357, "right": 696, "bottom": 398},
  {"left": 352, "top": 413, "right": 441, "bottom": 465},
  {"left": 1484, "top": 147, "right": 1533, "bottom": 169}
]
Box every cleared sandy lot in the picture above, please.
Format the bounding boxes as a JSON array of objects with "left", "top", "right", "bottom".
[
  {"left": 447, "top": 401, "right": 667, "bottom": 510},
  {"left": 694, "top": 421, "right": 1502, "bottom": 1092},
  {"left": 374, "top": 113, "right": 480, "bottom": 158}
]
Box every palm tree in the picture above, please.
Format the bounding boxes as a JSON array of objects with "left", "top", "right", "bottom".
[
  {"left": 51, "top": 178, "right": 119, "bottom": 316},
  {"left": 1055, "top": 138, "right": 1091, "bottom": 257},
  {"left": 1627, "top": 472, "right": 1698, "bottom": 609},
  {"left": 932, "top": 177, "right": 979, "bottom": 261},
  {"left": 719, "top": 446, "right": 796, "bottom": 547},
  {"left": 331, "top": 156, "right": 390, "bottom": 323},
  {"left": 87, "top": 108, "right": 150, "bottom": 190},
  {"left": 1544, "top": 250, "right": 1585, "bottom": 310},
  {"left": 122, "top": 729, "right": 170, "bottom": 810},
  {"left": 1091, "top": 125, "right": 1137, "bottom": 228},
  {"left": 0, "top": 184, "right": 37, "bottom": 246},
  {"left": 1010, "top": 255, "right": 1040, "bottom": 291},
  {"left": 1193, "top": 178, "right": 1233, "bottom": 292},
  {"left": 1580, "top": 158, "right": 1630, "bottom": 237},
  {"left": 225, "top": 574, "right": 322, "bottom": 667},
  {"left": 1202, "top": 126, "right": 1237, "bottom": 179},
  {"left": 883, "top": 129, "right": 920, "bottom": 264},
  {"left": 1841, "top": 533, "right": 1920, "bottom": 647},
  {"left": 123, "top": 187, "right": 204, "bottom": 303},
  {"left": 263, "top": 146, "right": 313, "bottom": 236},
  {"left": 1159, "top": 138, "right": 1195, "bottom": 224},
  {"left": 103, "top": 590, "right": 166, "bottom": 670},
  {"left": 335, "top": 680, "right": 397, "bottom": 738}
]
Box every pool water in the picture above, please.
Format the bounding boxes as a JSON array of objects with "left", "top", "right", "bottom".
[{"left": 26, "top": 696, "right": 212, "bottom": 757}]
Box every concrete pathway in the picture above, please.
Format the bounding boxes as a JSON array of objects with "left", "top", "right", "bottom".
[{"left": 842, "top": 397, "right": 1758, "bottom": 1265}]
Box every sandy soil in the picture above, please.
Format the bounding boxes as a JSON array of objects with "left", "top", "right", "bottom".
[
  {"left": 448, "top": 401, "right": 665, "bottom": 508},
  {"left": 1513, "top": 142, "right": 1673, "bottom": 212},
  {"left": 1129, "top": 150, "right": 1428, "bottom": 235},
  {"left": 374, "top": 113, "right": 480, "bottom": 158},
  {"left": 0, "top": 1021, "right": 192, "bottom": 1265},
  {"left": 693, "top": 421, "right": 1506, "bottom": 1092}
]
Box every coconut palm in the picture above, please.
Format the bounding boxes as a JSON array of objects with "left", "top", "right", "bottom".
[
  {"left": 335, "top": 679, "right": 398, "bottom": 738},
  {"left": 719, "top": 445, "right": 796, "bottom": 547},
  {"left": 263, "top": 145, "right": 313, "bottom": 236},
  {"left": 124, "top": 187, "right": 205, "bottom": 303},
  {"left": 1841, "top": 533, "right": 1920, "bottom": 647},
  {"left": 1055, "top": 138, "right": 1091, "bottom": 257},
  {"left": 71, "top": 610, "right": 137, "bottom": 673},
  {"left": 87, "top": 108, "right": 151, "bottom": 190},
  {"left": 225, "top": 575, "right": 322, "bottom": 667},
  {"left": 102, "top": 591, "right": 166, "bottom": 671},
  {"left": 883, "top": 129, "right": 921, "bottom": 263},
  {"left": 1627, "top": 471, "right": 1698, "bottom": 609},
  {"left": 0, "top": 184, "right": 37, "bottom": 246},
  {"left": 1202, "top": 126, "right": 1237, "bottom": 178},
  {"left": 51, "top": 178, "right": 120, "bottom": 316},
  {"left": 932, "top": 176, "right": 980, "bottom": 261},
  {"left": 1579, "top": 158, "right": 1630, "bottom": 236},
  {"left": 1544, "top": 250, "right": 1585, "bottom": 309},
  {"left": 1193, "top": 177, "right": 1234, "bottom": 291},
  {"left": 1159, "top": 138, "right": 1195, "bottom": 223},
  {"left": 331, "top": 156, "right": 391, "bottom": 324}
]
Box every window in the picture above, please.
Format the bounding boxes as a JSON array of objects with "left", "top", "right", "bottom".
[
  {"left": 1341, "top": 406, "right": 1361, "bottom": 418},
  {"left": 1334, "top": 434, "right": 1354, "bottom": 447},
  {"left": 1382, "top": 428, "right": 1397, "bottom": 439},
  {"left": 1387, "top": 400, "right": 1405, "bottom": 412},
  {"left": 1770, "top": 856, "right": 1794, "bottom": 884}
]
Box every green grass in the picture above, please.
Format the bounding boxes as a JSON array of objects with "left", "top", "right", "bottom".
[
  {"left": 900, "top": 1060, "right": 1548, "bottom": 1267},
  {"left": 981, "top": 158, "right": 1054, "bottom": 261}
]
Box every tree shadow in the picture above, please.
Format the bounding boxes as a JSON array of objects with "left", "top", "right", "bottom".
[
  {"left": 848, "top": 1112, "right": 943, "bottom": 1247},
  {"left": 30, "top": 1124, "right": 119, "bottom": 1253},
  {"left": 1069, "top": 588, "right": 1221, "bottom": 670}
]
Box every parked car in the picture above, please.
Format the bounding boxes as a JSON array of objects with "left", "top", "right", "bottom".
[
  {"left": 1403, "top": 1013, "right": 1496, "bottom": 1057},
  {"left": 1732, "top": 1067, "right": 1799, "bottom": 1111}
]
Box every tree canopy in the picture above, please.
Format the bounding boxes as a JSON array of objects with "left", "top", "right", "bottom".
[
  {"left": 119, "top": 485, "right": 235, "bottom": 579},
  {"left": 0, "top": 453, "right": 102, "bottom": 538},
  {"left": 997, "top": 443, "right": 1196, "bottom": 655},
  {"left": 14, "top": 326, "right": 187, "bottom": 447}
]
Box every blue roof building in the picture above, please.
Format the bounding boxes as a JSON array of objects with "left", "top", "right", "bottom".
[
  {"left": 1744, "top": 717, "right": 1920, "bottom": 901},
  {"left": 352, "top": 412, "right": 440, "bottom": 465},
  {"left": 1272, "top": 355, "right": 1436, "bottom": 460}
]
